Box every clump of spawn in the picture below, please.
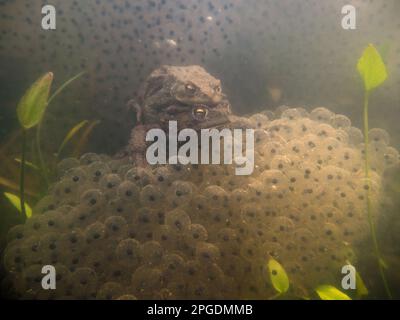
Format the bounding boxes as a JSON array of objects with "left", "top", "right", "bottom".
[{"left": 2, "top": 106, "right": 399, "bottom": 299}]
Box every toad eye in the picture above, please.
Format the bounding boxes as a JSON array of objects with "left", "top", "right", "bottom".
[
  {"left": 185, "top": 83, "right": 196, "bottom": 94},
  {"left": 192, "top": 105, "right": 209, "bottom": 121},
  {"left": 214, "top": 85, "right": 222, "bottom": 94}
]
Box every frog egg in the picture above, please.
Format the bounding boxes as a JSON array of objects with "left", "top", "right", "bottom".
[
  {"left": 70, "top": 267, "right": 98, "bottom": 299},
  {"left": 85, "top": 222, "right": 106, "bottom": 244},
  {"left": 131, "top": 266, "right": 163, "bottom": 298},
  {"left": 310, "top": 107, "right": 334, "bottom": 123},
  {"left": 33, "top": 195, "right": 58, "bottom": 214},
  {"left": 99, "top": 173, "right": 122, "bottom": 199},
  {"left": 3, "top": 245, "right": 25, "bottom": 272},
  {"left": 216, "top": 228, "right": 239, "bottom": 245},
  {"left": 269, "top": 155, "right": 296, "bottom": 172},
  {"left": 21, "top": 264, "right": 45, "bottom": 294},
  {"left": 313, "top": 123, "right": 337, "bottom": 139},
  {"left": 383, "top": 146, "right": 399, "bottom": 168},
  {"left": 116, "top": 180, "right": 140, "bottom": 203},
  {"left": 184, "top": 223, "right": 208, "bottom": 243},
  {"left": 116, "top": 239, "right": 142, "bottom": 268},
  {"left": 229, "top": 188, "right": 250, "bottom": 207},
  {"left": 187, "top": 194, "right": 210, "bottom": 222},
  {"left": 195, "top": 242, "right": 221, "bottom": 264},
  {"left": 142, "top": 241, "right": 164, "bottom": 266},
  {"left": 87, "top": 161, "right": 111, "bottom": 182},
  {"left": 125, "top": 167, "right": 154, "bottom": 187},
  {"left": 302, "top": 133, "right": 322, "bottom": 154},
  {"left": 369, "top": 128, "right": 390, "bottom": 145},
  {"left": 320, "top": 223, "right": 341, "bottom": 243},
  {"left": 186, "top": 280, "right": 211, "bottom": 300},
  {"left": 285, "top": 139, "right": 306, "bottom": 157},
  {"left": 63, "top": 167, "right": 88, "bottom": 186},
  {"left": 79, "top": 189, "right": 105, "bottom": 210},
  {"left": 253, "top": 128, "right": 270, "bottom": 146},
  {"left": 267, "top": 120, "right": 294, "bottom": 140},
  {"left": 45, "top": 209, "right": 69, "bottom": 230},
  {"left": 285, "top": 169, "right": 304, "bottom": 193},
  {"left": 104, "top": 263, "right": 131, "bottom": 285},
  {"left": 39, "top": 230, "right": 60, "bottom": 252},
  {"left": 321, "top": 137, "right": 341, "bottom": 157},
  {"left": 292, "top": 227, "right": 317, "bottom": 249},
  {"left": 165, "top": 278, "right": 188, "bottom": 299},
  {"left": 85, "top": 250, "right": 106, "bottom": 273},
  {"left": 153, "top": 225, "right": 176, "bottom": 249},
  {"left": 298, "top": 162, "right": 320, "bottom": 181},
  {"left": 96, "top": 282, "right": 124, "bottom": 300},
  {"left": 165, "top": 208, "right": 191, "bottom": 232},
  {"left": 6, "top": 224, "right": 29, "bottom": 245},
  {"left": 240, "top": 204, "right": 262, "bottom": 225},
  {"left": 207, "top": 208, "right": 230, "bottom": 229},
  {"left": 318, "top": 205, "right": 344, "bottom": 225},
  {"left": 281, "top": 108, "right": 303, "bottom": 121},
  {"left": 20, "top": 235, "right": 42, "bottom": 265},
  {"left": 106, "top": 198, "right": 135, "bottom": 221},
  {"left": 260, "top": 169, "right": 289, "bottom": 189},
  {"left": 203, "top": 185, "right": 229, "bottom": 208},
  {"left": 161, "top": 253, "right": 186, "bottom": 279},
  {"left": 59, "top": 230, "right": 86, "bottom": 253},
  {"left": 249, "top": 113, "right": 269, "bottom": 129},
  {"left": 153, "top": 166, "right": 175, "bottom": 188},
  {"left": 56, "top": 158, "right": 80, "bottom": 177},
  {"left": 270, "top": 216, "right": 295, "bottom": 235},
  {"left": 79, "top": 153, "right": 101, "bottom": 165},
  {"left": 346, "top": 126, "right": 364, "bottom": 146},
  {"left": 140, "top": 184, "right": 164, "bottom": 207},
  {"left": 105, "top": 216, "right": 128, "bottom": 239},
  {"left": 334, "top": 129, "right": 349, "bottom": 144},
  {"left": 52, "top": 178, "right": 82, "bottom": 205},
  {"left": 135, "top": 207, "right": 158, "bottom": 228},
  {"left": 330, "top": 114, "right": 351, "bottom": 129}
]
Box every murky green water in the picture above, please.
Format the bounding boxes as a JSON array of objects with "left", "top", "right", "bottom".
[{"left": 0, "top": 0, "right": 399, "bottom": 300}]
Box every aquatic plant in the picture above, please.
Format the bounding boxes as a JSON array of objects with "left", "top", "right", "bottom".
[
  {"left": 3, "top": 192, "right": 32, "bottom": 218},
  {"left": 267, "top": 257, "right": 290, "bottom": 298},
  {"left": 15, "top": 71, "right": 84, "bottom": 218},
  {"left": 357, "top": 44, "right": 391, "bottom": 298},
  {"left": 315, "top": 285, "right": 351, "bottom": 300}
]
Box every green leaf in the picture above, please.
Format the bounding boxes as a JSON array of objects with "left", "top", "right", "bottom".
[
  {"left": 56, "top": 120, "right": 89, "bottom": 156},
  {"left": 315, "top": 285, "right": 351, "bottom": 300},
  {"left": 14, "top": 158, "right": 39, "bottom": 171},
  {"left": 356, "top": 272, "right": 369, "bottom": 298},
  {"left": 4, "top": 192, "right": 32, "bottom": 218},
  {"left": 268, "top": 257, "right": 289, "bottom": 294},
  {"left": 17, "top": 72, "right": 53, "bottom": 129},
  {"left": 357, "top": 44, "right": 388, "bottom": 92},
  {"left": 48, "top": 71, "right": 85, "bottom": 105}
]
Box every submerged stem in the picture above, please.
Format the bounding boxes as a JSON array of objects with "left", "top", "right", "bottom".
[
  {"left": 19, "top": 129, "right": 26, "bottom": 218},
  {"left": 36, "top": 120, "right": 49, "bottom": 187},
  {"left": 363, "top": 90, "right": 392, "bottom": 299}
]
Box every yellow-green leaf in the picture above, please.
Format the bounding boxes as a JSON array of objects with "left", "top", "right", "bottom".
[
  {"left": 268, "top": 257, "right": 289, "bottom": 294},
  {"left": 17, "top": 72, "right": 53, "bottom": 129},
  {"left": 4, "top": 192, "right": 32, "bottom": 218},
  {"left": 315, "top": 285, "right": 351, "bottom": 300},
  {"left": 14, "top": 158, "right": 39, "bottom": 171},
  {"left": 357, "top": 44, "right": 387, "bottom": 92},
  {"left": 57, "top": 120, "right": 89, "bottom": 156},
  {"left": 356, "top": 272, "right": 368, "bottom": 297}
]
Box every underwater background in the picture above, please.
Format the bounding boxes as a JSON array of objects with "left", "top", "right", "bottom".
[{"left": 0, "top": 0, "right": 400, "bottom": 299}]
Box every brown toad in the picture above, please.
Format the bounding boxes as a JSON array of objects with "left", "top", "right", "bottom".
[{"left": 121, "top": 65, "right": 232, "bottom": 165}]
